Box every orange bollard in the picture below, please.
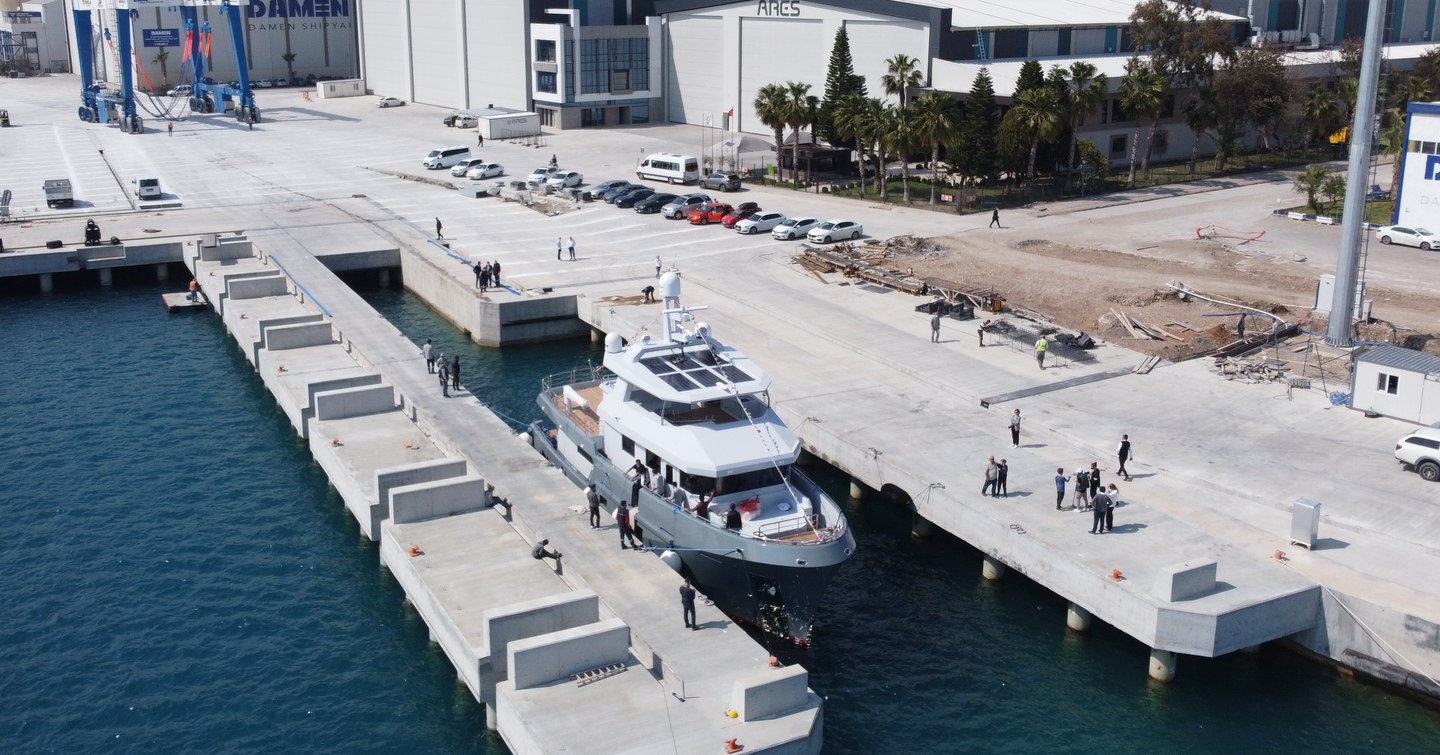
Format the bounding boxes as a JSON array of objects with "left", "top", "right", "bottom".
[
  {"left": 725, "top": 738, "right": 744, "bottom": 753},
  {"left": 409, "top": 545, "right": 421, "bottom": 557},
  {"left": 1110, "top": 569, "right": 1123, "bottom": 581},
  {"left": 1273, "top": 550, "right": 1286, "bottom": 561}
]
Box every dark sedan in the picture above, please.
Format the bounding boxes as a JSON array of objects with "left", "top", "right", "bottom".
[
  {"left": 585, "top": 180, "right": 632, "bottom": 201},
  {"left": 604, "top": 183, "right": 648, "bottom": 203},
  {"left": 635, "top": 193, "right": 678, "bottom": 213},
  {"left": 614, "top": 188, "right": 657, "bottom": 208}
]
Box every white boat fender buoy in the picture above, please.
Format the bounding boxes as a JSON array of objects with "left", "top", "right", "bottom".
[{"left": 659, "top": 549, "right": 683, "bottom": 574}]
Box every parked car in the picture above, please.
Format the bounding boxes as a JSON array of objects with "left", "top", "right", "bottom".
[
  {"left": 661, "top": 193, "right": 712, "bottom": 219},
  {"left": 603, "top": 183, "right": 645, "bottom": 203},
  {"left": 807, "top": 219, "right": 864, "bottom": 243},
  {"left": 772, "top": 216, "right": 821, "bottom": 240},
  {"left": 721, "top": 205, "right": 761, "bottom": 228},
  {"left": 586, "top": 180, "right": 633, "bottom": 201},
  {"left": 700, "top": 172, "right": 742, "bottom": 192},
  {"left": 528, "top": 166, "right": 560, "bottom": 184},
  {"left": 734, "top": 211, "right": 787, "bottom": 235},
  {"left": 254, "top": 79, "right": 272, "bottom": 88},
  {"left": 547, "top": 170, "right": 584, "bottom": 189},
  {"left": 635, "top": 193, "right": 678, "bottom": 214},
  {"left": 1375, "top": 225, "right": 1437, "bottom": 250},
  {"left": 167, "top": 84, "right": 193, "bottom": 97},
  {"left": 689, "top": 202, "right": 734, "bottom": 225},
  {"left": 1396, "top": 426, "right": 1440, "bottom": 481},
  {"left": 466, "top": 162, "right": 505, "bottom": 180},
  {"left": 615, "top": 189, "right": 657, "bottom": 208},
  {"left": 451, "top": 157, "right": 489, "bottom": 177},
  {"left": 377, "top": 96, "right": 404, "bottom": 108}
]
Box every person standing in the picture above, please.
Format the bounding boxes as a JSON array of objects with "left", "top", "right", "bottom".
[
  {"left": 473, "top": 261, "right": 484, "bottom": 290},
  {"left": 996, "top": 459, "right": 1009, "bottom": 497},
  {"left": 1088, "top": 462, "right": 1102, "bottom": 503},
  {"left": 982, "top": 456, "right": 998, "bottom": 497},
  {"left": 435, "top": 218, "right": 443, "bottom": 239},
  {"left": 725, "top": 504, "right": 742, "bottom": 530},
  {"left": 491, "top": 260, "right": 502, "bottom": 286},
  {"left": 1236, "top": 314, "right": 1247, "bottom": 341},
  {"left": 1054, "top": 467, "right": 1067, "bottom": 510},
  {"left": 423, "top": 338, "right": 435, "bottom": 373},
  {"left": 930, "top": 310, "right": 941, "bottom": 343},
  {"left": 1073, "top": 467, "right": 1090, "bottom": 510},
  {"left": 1035, "top": 336, "right": 1048, "bottom": 369},
  {"left": 556, "top": 237, "right": 563, "bottom": 261},
  {"left": 616, "top": 503, "right": 640, "bottom": 549},
  {"left": 451, "top": 354, "right": 461, "bottom": 392},
  {"left": 586, "top": 484, "right": 601, "bottom": 528},
  {"left": 1088, "top": 488, "right": 1112, "bottom": 534},
  {"left": 437, "top": 355, "right": 450, "bottom": 397},
  {"left": 1008, "top": 409, "right": 1021, "bottom": 448},
  {"left": 654, "top": 255, "right": 662, "bottom": 279},
  {"left": 568, "top": 236, "right": 576, "bottom": 261},
  {"left": 679, "top": 579, "right": 698, "bottom": 630},
  {"left": 168, "top": 121, "right": 174, "bottom": 137},
  {"left": 247, "top": 115, "right": 254, "bottom": 130},
  {"left": 1116, "top": 434, "right": 1133, "bottom": 481},
  {"left": 1103, "top": 484, "right": 1119, "bottom": 532},
  {"left": 977, "top": 320, "right": 988, "bottom": 347},
  {"left": 187, "top": 278, "right": 199, "bottom": 302},
  {"left": 532, "top": 539, "right": 562, "bottom": 564},
  {"left": 990, "top": 208, "right": 1001, "bottom": 228}
]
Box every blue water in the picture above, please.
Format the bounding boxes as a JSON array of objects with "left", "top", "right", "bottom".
[{"left": 4, "top": 274, "right": 1438, "bottom": 753}]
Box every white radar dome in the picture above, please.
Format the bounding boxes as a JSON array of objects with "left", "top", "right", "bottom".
[
  {"left": 604, "top": 332, "right": 624, "bottom": 353},
  {"left": 659, "top": 271, "right": 682, "bottom": 298}
]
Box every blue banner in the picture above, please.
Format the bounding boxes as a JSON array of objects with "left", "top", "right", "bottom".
[{"left": 142, "top": 29, "right": 179, "bottom": 48}]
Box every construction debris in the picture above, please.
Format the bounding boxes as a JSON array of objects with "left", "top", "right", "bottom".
[{"left": 1210, "top": 355, "right": 1291, "bottom": 383}]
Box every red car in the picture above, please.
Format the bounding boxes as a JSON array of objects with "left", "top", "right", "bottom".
[
  {"left": 688, "top": 202, "right": 733, "bottom": 225},
  {"left": 721, "top": 205, "right": 762, "bottom": 228}
]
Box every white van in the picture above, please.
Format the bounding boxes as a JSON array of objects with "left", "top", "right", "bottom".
[
  {"left": 423, "top": 145, "right": 471, "bottom": 170},
  {"left": 454, "top": 115, "right": 478, "bottom": 128},
  {"left": 636, "top": 153, "right": 700, "bottom": 184},
  {"left": 132, "top": 177, "right": 161, "bottom": 200}
]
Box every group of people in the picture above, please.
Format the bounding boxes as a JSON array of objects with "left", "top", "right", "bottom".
[
  {"left": 982, "top": 456, "right": 1010, "bottom": 497},
  {"left": 472, "top": 259, "right": 501, "bottom": 292},
  {"left": 421, "top": 337, "right": 462, "bottom": 397},
  {"left": 556, "top": 236, "right": 576, "bottom": 261}
]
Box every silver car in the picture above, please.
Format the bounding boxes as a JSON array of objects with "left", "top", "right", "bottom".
[
  {"left": 546, "top": 170, "right": 584, "bottom": 189},
  {"left": 771, "top": 216, "right": 821, "bottom": 240},
  {"left": 661, "top": 193, "right": 712, "bottom": 219}
]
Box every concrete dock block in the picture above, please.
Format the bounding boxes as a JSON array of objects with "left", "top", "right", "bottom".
[
  {"left": 226, "top": 273, "right": 288, "bottom": 300},
  {"left": 484, "top": 591, "right": 601, "bottom": 664},
  {"left": 313, "top": 384, "right": 397, "bottom": 421},
  {"left": 390, "top": 474, "right": 489, "bottom": 524},
  {"left": 507, "top": 617, "right": 630, "bottom": 691},
  {"left": 253, "top": 313, "right": 326, "bottom": 361},
  {"left": 264, "top": 321, "right": 335, "bottom": 351},
  {"left": 370, "top": 458, "right": 470, "bottom": 541},
  {"left": 1154, "top": 560, "right": 1218, "bottom": 602},
  {"left": 730, "top": 664, "right": 810, "bottom": 722}
]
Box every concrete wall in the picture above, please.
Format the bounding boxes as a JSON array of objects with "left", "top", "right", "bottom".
[
  {"left": 226, "top": 273, "right": 288, "bottom": 300},
  {"left": 0, "top": 240, "right": 184, "bottom": 276},
  {"left": 389, "top": 475, "right": 490, "bottom": 524},
  {"left": 1291, "top": 585, "right": 1440, "bottom": 686},
  {"left": 506, "top": 618, "right": 630, "bottom": 690},
  {"left": 398, "top": 246, "right": 588, "bottom": 345},
  {"left": 379, "top": 528, "right": 487, "bottom": 698},
  {"left": 731, "top": 665, "right": 811, "bottom": 722},
  {"left": 485, "top": 592, "right": 601, "bottom": 667},
  {"left": 370, "top": 457, "right": 470, "bottom": 541},
  {"left": 263, "top": 321, "right": 336, "bottom": 351},
  {"left": 313, "top": 384, "right": 397, "bottom": 421},
  {"left": 253, "top": 314, "right": 327, "bottom": 364}
]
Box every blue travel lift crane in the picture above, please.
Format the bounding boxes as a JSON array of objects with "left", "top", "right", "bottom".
[{"left": 71, "top": 0, "right": 258, "bottom": 133}]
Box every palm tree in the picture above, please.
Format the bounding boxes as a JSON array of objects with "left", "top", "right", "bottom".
[
  {"left": 1118, "top": 59, "right": 1164, "bottom": 184},
  {"left": 1378, "top": 108, "right": 1407, "bottom": 198},
  {"left": 831, "top": 94, "right": 868, "bottom": 198},
  {"left": 1298, "top": 87, "right": 1340, "bottom": 159},
  {"left": 886, "top": 106, "right": 920, "bottom": 202},
  {"left": 1292, "top": 164, "right": 1330, "bottom": 213},
  {"left": 881, "top": 53, "right": 924, "bottom": 108},
  {"left": 1060, "top": 61, "right": 1109, "bottom": 192},
  {"left": 281, "top": 52, "right": 298, "bottom": 84},
  {"left": 1395, "top": 75, "right": 1433, "bottom": 109},
  {"left": 782, "top": 81, "right": 814, "bottom": 187},
  {"left": 753, "top": 84, "right": 789, "bottom": 181},
  {"left": 1008, "top": 87, "right": 1062, "bottom": 186},
  {"left": 862, "top": 97, "right": 887, "bottom": 195},
  {"left": 151, "top": 49, "right": 170, "bottom": 91},
  {"left": 909, "top": 91, "right": 958, "bottom": 204}
]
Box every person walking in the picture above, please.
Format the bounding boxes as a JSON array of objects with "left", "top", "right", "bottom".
[
  {"left": 1116, "top": 434, "right": 1133, "bottom": 481},
  {"left": 423, "top": 338, "right": 435, "bottom": 373},
  {"left": 1103, "top": 484, "right": 1119, "bottom": 532},
  {"left": 477, "top": 133, "right": 484, "bottom": 148},
  {"left": 567, "top": 236, "right": 576, "bottom": 261},
  {"left": 1008, "top": 409, "right": 1021, "bottom": 448},
  {"left": 654, "top": 255, "right": 663, "bottom": 279},
  {"left": 1035, "top": 336, "right": 1048, "bottom": 369},
  {"left": 1054, "top": 467, "right": 1067, "bottom": 510},
  {"left": 586, "top": 484, "right": 601, "bottom": 528},
  {"left": 435, "top": 218, "right": 443, "bottom": 239},
  {"left": 247, "top": 115, "right": 254, "bottom": 130},
  {"left": 982, "top": 456, "right": 998, "bottom": 497},
  {"left": 1088, "top": 462, "right": 1102, "bottom": 503},
  {"left": 996, "top": 459, "right": 1009, "bottom": 497},
  {"left": 1073, "top": 467, "right": 1090, "bottom": 510},
  {"left": 1088, "top": 488, "right": 1111, "bottom": 534},
  {"left": 532, "top": 539, "right": 562, "bottom": 564},
  {"left": 451, "top": 354, "right": 461, "bottom": 392},
  {"left": 930, "top": 310, "right": 941, "bottom": 343},
  {"left": 679, "top": 580, "right": 698, "bottom": 630},
  {"left": 990, "top": 208, "right": 1001, "bottom": 228},
  {"left": 616, "top": 502, "right": 641, "bottom": 549},
  {"left": 437, "top": 355, "right": 450, "bottom": 397},
  {"left": 556, "top": 237, "right": 563, "bottom": 261}
]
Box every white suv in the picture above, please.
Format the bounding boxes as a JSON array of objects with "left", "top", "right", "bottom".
[{"left": 1395, "top": 426, "right": 1440, "bottom": 481}]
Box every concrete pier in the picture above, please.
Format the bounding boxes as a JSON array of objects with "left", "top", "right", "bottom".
[
  {"left": 38, "top": 273, "right": 52, "bottom": 293},
  {"left": 981, "top": 556, "right": 1006, "bottom": 581},
  {"left": 155, "top": 263, "right": 169, "bottom": 281},
  {"left": 1067, "top": 603, "right": 1093, "bottom": 632},
  {"left": 849, "top": 478, "right": 868, "bottom": 502},
  {"left": 1149, "top": 649, "right": 1178, "bottom": 683}
]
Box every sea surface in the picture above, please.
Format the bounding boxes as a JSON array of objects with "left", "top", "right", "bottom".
[{"left": 3, "top": 274, "right": 1438, "bottom": 753}]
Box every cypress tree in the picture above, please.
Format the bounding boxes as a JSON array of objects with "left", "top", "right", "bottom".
[
  {"left": 818, "top": 26, "right": 866, "bottom": 145},
  {"left": 953, "top": 68, "right": 999, "bottom": 184},
  {"left": 1015, "top": 60, "right": 1045, "bottom": 96}
]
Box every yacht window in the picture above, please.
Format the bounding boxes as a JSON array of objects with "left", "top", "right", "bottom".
[
  {"left": 714, "top": 465, "right": 790, "bottom": 494},
  {"left": 621, "top": 435, "right": 635, "bottom": 454},
  {"left": 680, "top": 471, "right": 715, "bottom": 495}
]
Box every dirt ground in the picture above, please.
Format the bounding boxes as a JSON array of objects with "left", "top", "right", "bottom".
[{"left": 887, "top": 232, "right": 1440, "bottom": 361}]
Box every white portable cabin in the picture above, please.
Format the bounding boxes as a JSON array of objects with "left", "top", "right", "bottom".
[
  {"left": 1350, "top": 344, "right": 1440, "bottom": 425},
  {"left": 479, "top": 111, "right": 540, "bottom": 140}
]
